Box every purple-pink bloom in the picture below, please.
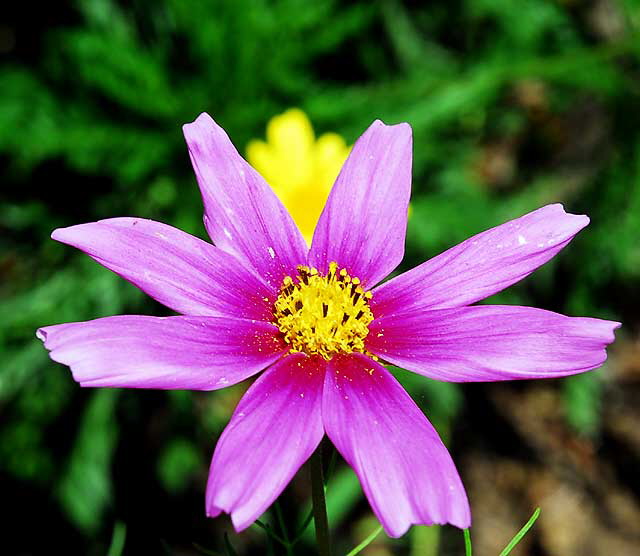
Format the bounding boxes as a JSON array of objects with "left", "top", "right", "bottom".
[{"left": 37, "top": 114, "right": 619, "bottom": 537}]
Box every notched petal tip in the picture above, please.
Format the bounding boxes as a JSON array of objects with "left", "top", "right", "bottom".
[
  {"left": 567, "top": 212, "right": 590, "bottom": 232},
  {"left": 546, "top": 203, "right": 590, "bottom": 233},
  {"left": 369, "top": 118, "right": 412, "bottom": 132},
  {"left": 205, "top": 503, "right": 222, "bottom": 519},
  {"left": 384, "top": 507, "right": 472, "bottom": 538},
  {"left": 230, "top": 512, "right": 254, "bottom": 533},
  {"left": 367, "top": 120, "right": 413, "bottom": 145},
  {"left": 182, "top": 111, "right": 215, "bottom": 133},
  {"left": 182, "top": 113, "right": 225, "bottom": 157},
  {"left": 600, "top": 319, "right": 622, "bottom": 343},
  {"left": 449, "top": 502, "right": 472, "bottom": 530},
  {"left": 35, "top": 327, "right": 48, "bottom": 343}
]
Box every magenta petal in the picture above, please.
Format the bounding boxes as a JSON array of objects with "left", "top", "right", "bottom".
[
  {"left": 51, "top": 218, "right": 274, "bottom": 319},
  {"left": 323, "top": 354, "right": 470, "bottom": 537},
  {"left": 206, "top": 354, "right": 325, "bottom": 530},
  {"left": 308, "top": 120, "right": 412, "bottom": 287},
  {"left": 368, "top": 305, "right": 620, "bottom": 382},
  {"left": 37, "top": 315, "right": 286, "bottom": 389},
  {"left": 372, "top": 204, "right": 589, "bottom": 315},
  {"left": 183, "top": 113, "right": 307, "bottom": 288}
]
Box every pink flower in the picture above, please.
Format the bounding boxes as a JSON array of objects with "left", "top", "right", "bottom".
[{"left": 37, "top": 114, "right": 619, "bottom": 537}]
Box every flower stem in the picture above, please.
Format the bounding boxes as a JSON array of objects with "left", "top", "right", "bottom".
[
  {"left": 310, "top": 444, "right": 331, "bottom": 556},
  {"left": 274, "top": 503, "right": 294, "bottom": 556}
]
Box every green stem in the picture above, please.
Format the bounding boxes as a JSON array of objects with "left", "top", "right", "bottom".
[
  {"left": 463, "top": 529, "right": 472, "bottom": 556},
  {"left": 106, "top": 521, "right": 126, "bottom": 556},
  {"left": 310, "top": 445, "right": 331, "bottom": 556},
  {"left": 253, "top": 520, "right": 288, "bottom": 547},
  {"left": 292, "top": 509, "right": 315, "bottom": 543},
  {"left": 499, "top": 508, "right": 541, "bottom": 556},
  {"left": 274, "top": 503, "right": 294, "bottom": 556},
  {"left": 345, "top": 525, "right": 382, "bottom": 556}
]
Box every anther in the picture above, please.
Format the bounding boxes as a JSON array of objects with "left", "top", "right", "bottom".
[{"left": 273, "top": 262, "right": 375, "bottom": 359}]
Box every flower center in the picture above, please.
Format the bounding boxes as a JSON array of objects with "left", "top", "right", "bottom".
[{"left": 274, "top": 262, "right": 374, "bottom": 359}]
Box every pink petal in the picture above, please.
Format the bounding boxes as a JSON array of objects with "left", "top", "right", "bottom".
[
  {"left": 183, "top": 113, "right": 307, "bottom": 289},
  {"left": 323, "top": 354, "right": 470, "bottom": 537},
  {"left": 372, "top": 204, "right": 589, "bottom": 315},
  {"left": 52, "top": 218, "right": 274, "bottom": 319},
  {"left": 308, "top": 120, "right": 412, "bottom": 288},
  {"left": 368, "top": 305, "right": 620, "bottom": 382},
  {"left": 37, "top": 315, "right": 286, "bottom": 389},
  {"left": 206, "top": 354, "right": 325, "bottom": 530}
]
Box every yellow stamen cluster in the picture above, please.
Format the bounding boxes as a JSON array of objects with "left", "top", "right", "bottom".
[{"left": 274, "top": 262, "right": 374, "bottom": 359}]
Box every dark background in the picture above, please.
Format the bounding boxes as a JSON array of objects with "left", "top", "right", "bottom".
[{"left": 1, "top": 1, "right": 639, "bottom": 554}]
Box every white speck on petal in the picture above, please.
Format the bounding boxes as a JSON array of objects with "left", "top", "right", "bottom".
[
  {"left": 300, "top": 393, "right": 305, "bottom": 398},
  {"left": 223, "top": 227, "right": 233, "bottom": 240},
  {"left": 267, "top": 247, "right": 276, "bottom": 259},
  {"left": 518, "top": 234, "right": 527, "bottom": 245},
  {"left": 218, "top": 377, "right": 229, "bottom": 385}
]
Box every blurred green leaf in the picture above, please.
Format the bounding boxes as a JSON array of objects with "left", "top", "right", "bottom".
[
  {"left": 410, "top": 525, "right": 440, "bottom": 556},
  {"left": 106, "top": 521, "right": 127, "bottom": 556},
  {"left": 156, "top": 437, "right": 200, "bottom": 493},
  {"left": 563, "top": 372, "right": 602, "bottom": 437},
  {"left": 58, "top": 389, "right": 119, "bottom": 532}
]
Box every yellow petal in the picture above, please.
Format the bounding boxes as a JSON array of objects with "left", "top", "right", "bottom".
[
  {"left": 266, "top": 108, "right": 315, "bottom": 149},
  {"left": 247, "top": 109, "right": 351, "bottom": 246},
  {"left": 314, "top": 132, "right": 350, "bottom": 197}
]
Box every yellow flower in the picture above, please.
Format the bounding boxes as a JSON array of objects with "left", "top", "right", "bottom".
[{"left": 247, "top": 108, "right": 350, "bottom": 245}]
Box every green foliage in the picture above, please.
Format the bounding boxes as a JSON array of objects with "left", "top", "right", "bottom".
[
  {"left": 157, "top": 437, "right": 200, "bottom": 493},
  {"left": 464, "top": 508, "right": 541, "bottom": 556},
  {"left": 58, "top": 389, "right": 119, "bottom": 532},
  {"left": 563, "top": 372, "right": 603, "bottom": 437},
  {"left": 1, "top": 0, "right": 637, "bottom": 553}
]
